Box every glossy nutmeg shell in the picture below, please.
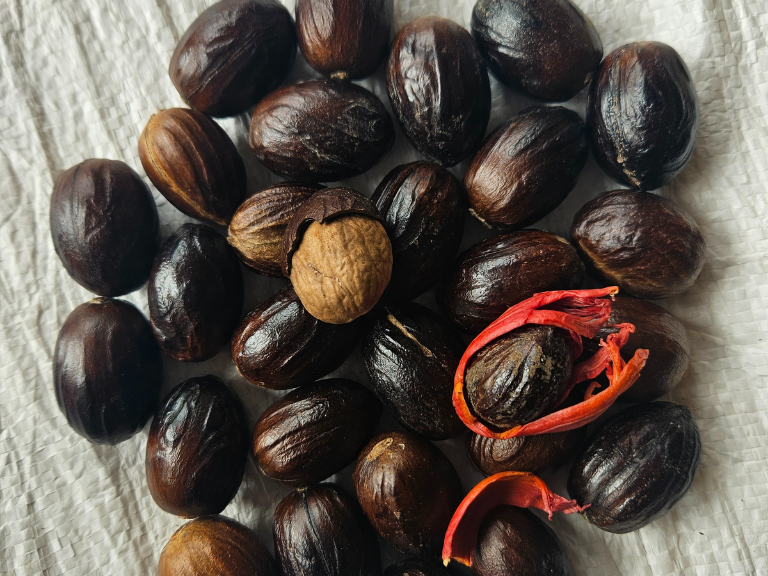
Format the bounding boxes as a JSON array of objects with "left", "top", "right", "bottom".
[
  {"left": 588, "top": 42, "right": 699, "bottom": 190},
  {"left": 169, "top": 0, "right": 296, "bottom": 117},
  {"left": 139, "top": 108, "right": 246, "bottom": 226},
  {"left": 145, "top": 375, "right": 249, "bottom": 518},
  {"left": 50, "top": 159, "right": 159, "bottom": 296},
  {"left": 384, "top": 559, "right": 450, "bottom": 576},
  {"left": 571, "top": 189, "right": 705, "bottom": 299},
  {"left": 53, "top": 299, "right": 163, "bottom": 445}
]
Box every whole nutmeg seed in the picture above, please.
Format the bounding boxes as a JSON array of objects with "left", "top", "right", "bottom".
[
  {"left": 296, "top": 0, "right": 393, "bottom": 80},
  {"left": 145, "top": 375, "right": 249, "bottom": 518},
  {"left": 571, "top": 189, "right": 706, "bottom": 299},
  {"left": 249, "top": 79, "right": 395, "bottom": 182},
  {"left": 589, "top": 42, "right": 699, "bottom": 190},
  {"left": 464, "top": 106, "right": 588, "bottom": 229},
  {"left": 282, "top": 188, "right": 393, "bottom": 324},
  {"left": 437, "top": 230, "right": 585, "bottom": 333},
  {"left": 158, "top": 516, "right": 278, "bottom": 576},
  {"left": 53, "top": 298, "right": 163, "bottom": 445},
  {"left": 139, "top": 108, "right": 246, "bottom": 226},
  {"left": 274, "top": 483, "right": 382, "bottom": 576},
  {"left": 231, "top": 286, "right": 362, "bottom": 390},
  {"left": 387, "top": 15, "right": 491, "bottom": 167},
  {"left": 227, "top": 183, "right": 322, "bottom": 276},
  {"left": 371, "top": 162, "right": 465, "bottom": 302},
  {"left": 149, "top": 224, "right": 244, "bottom": 362},
  {"left": 472, "top": 0, "right": 603, "bottom": 102},
  {"left": 169, "top": 0, "right": 296, "bottom": 117},
  {"left": 50, "top": 159, "right": 159, "bottom": 296}
]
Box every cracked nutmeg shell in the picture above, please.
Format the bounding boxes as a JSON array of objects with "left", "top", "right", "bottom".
[
  {"left": 249, "top": 79, "right": 395, "bottom": 182},
  {"left": 371, "top": 162, "right": 465, "bottom": 302},
  {"left": 50, "top": 159, "right": 159, "bottom": 297},
  {"left": 274, "top": 483, "right": 382, "bottom": 576},
  {"left": 571, "top": 189, "right": 706, "bottom": 299},
  {"left": 53, "top": 298, "right": 163, "bottom": 445},
  {"left": 437, "top": 230, "right": 585, "bottom": 333},
  {"left": 231, "top": 286, "right": 363, "bottom": 390},
  {"left": 387, "top": 15, "right": 491, "bottom": 167},
  {"left": 353, "top": 430, "right": 464, "bottom": 558},
  {"left": 362, "top": 303, "right": 465, "bottom": 440},
  {"left": 568, "top": 401, "right": 701, "bottom": 534},
  {"left": 169, "top": 0, "right": 296, "bottom": 117},
  {"left": 282, "top": 187, "right": 393, "bottom": 324},
  {"left": 296, "top": 0, "right": 393, "bottom": 80},
  {"left": 148, "top": 224, "right": 244, "bottom": 362},
  {"left": 227, "top": 183, "right": 322, "bottom": 276},
  {"left": 158, "top": 516, "right": 278, "bottom": 576},
  {"left": 588, "top": 42, "right": 699, "bottom": 190},
  {"left": 471, "top": 0, "right": 602, "bottom": 102},
  {"left": 146, "top": 375, "right": 249, "bottom": 518},
  {"left": 252, "top": 379, "right": 382, "bottom": 486},
  {"left": 464, "top": 106, "right": 588, "bottom": 229},
  {"left": 139, "top": 108, "right": 246, "bottom": 226}
]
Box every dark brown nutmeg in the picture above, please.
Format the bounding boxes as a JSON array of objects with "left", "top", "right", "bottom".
[
  {"left": 387, "top": 16, "right": 491, "bottom": 167},
  {"left": 581, "top": 296, "right": 690, "bottom": 403},
  {"left": 464, "top": 106, "right": 588, "bottom": 229},
  {"left": 50, "top": 159, "right": 159, "bottom": 296},
  {"left": 53, "top": 299, "right": 163, "bottom": 445},
  {"left": 227, "top": 183, "right": 322, "bottom": 276},
  {"left": 362, "top": 303, "right": 465, "bottom": 440},
  {"left": 296, "top": 0, "right": 393, "bottom": 80},
  {"left": 353, "top": 430, "right": 464, "bottom": 558},
  {"left": 471, "top": 506, "right": 575, "bottom": 576},
  {"left": 253, "top": 379, "right": 382, "bottom": 486},
  {"left": 588, "top": 42, "right": 699, "bottom": 190},
  {"left": 139, "top": 108, "right": 246, "bottom": 226},
  {"left": 571, "top": 190, "right": 706, "bottom": 299},
  {"left": 249, "top": 79, "right": 395, "bottom": 182},
  {"left": 158, "top": 516, "right": 278, "bottom": 576},
  {"left": 471, "top": 0, "right": 602, "bottom": 102},
  {"left": 568, "top": 402, "right": 701, "bottom": 534},
  {"left": 231, "top": 286, "right": 362, "bottom": 390},
  {"left": 437, "top": 230, "right": 585, "bottom": 333},
  {"left": 274, "top": 483, "right": 382, "bottom": 576},
  {"left": 145, "top": 375, "right": 249, "bottom": 518},
  {"left": 371, "top": 162, "right": 465, "bottom": 301},
  {"left": 148, "top": 224, "right": 244, "bottom": 362},
  {"left": 169, "top": 0, "right": 296, "bottom": 117},
  {"left": 384, "top": 558, "right": 450, "bottom": 576}
]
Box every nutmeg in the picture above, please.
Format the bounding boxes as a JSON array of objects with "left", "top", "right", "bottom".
[
  {"left": 139, "top": 108, "right": 246, "bottom": 226},
  {"left": 384, "top": 559, "right": 450, "bottom": 576},
  {"left": 227, "top": 183, "right": 322, "bottom": 276},
  {"left": 282, "top": 188, "right": 393, "bottom": 324}
]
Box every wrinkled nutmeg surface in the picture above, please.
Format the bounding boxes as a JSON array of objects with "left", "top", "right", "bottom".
[
  {"left": 253, "top": 379, "right": 382, "bottom": 486},
  {"left": 472, "top": 0, "right": 602, "bottom": 102},
  {"left": 250, "top": 79, "right": 395, "bottom": 182},
  {"left": 145, "top": 375, "right": 249, "bottom": 518},
  {"left": 231, "top": 286, "right": 362, "bottom": 390},
  {"left": 274, "top": 483, "right": 382, "bottom": 576},
  {"left": 437, "top": 230, "right": 585, "bottom": 333},
  {"left": 571, "top": 189, "right": 705, "bottom": 299},
  {"left": 296, "top": 0, "right": 393, "bottom": 80},
  {"left": 138, "top": 108, "right": 246, "bottom": 226},
  {"left": 53, "top": 299, "right": 163, "bottom": 445},
  {"left": 568, "top": 402, "right": 701, "bottom": 534},
  {"left": 387, "top": 15, "right": 491, "bottom": 167},
  {"left": 464, "top": 106, "right": 588, "bottom": 229},
  {"left": 589, "top": 42, "right": 699, "bottom": 190},
  {"left": 50, "top": 159, "right": 159, "bottom": 297},
  {"left": 158, "top": 516, "right": 278, "bottom": 576},
  {"left": 148, "top": 224, "right": 244, "bottom": 362},
  {"left": 353, "top": 430, "right": 463, "bottom": 558},
  {"left": 169, "top": 0, "right": 296, "bottom": 117}
]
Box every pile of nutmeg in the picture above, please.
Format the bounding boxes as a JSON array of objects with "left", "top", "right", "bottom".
[{"left": 49, "top": 1, "right": 706, "bottom": 575}]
